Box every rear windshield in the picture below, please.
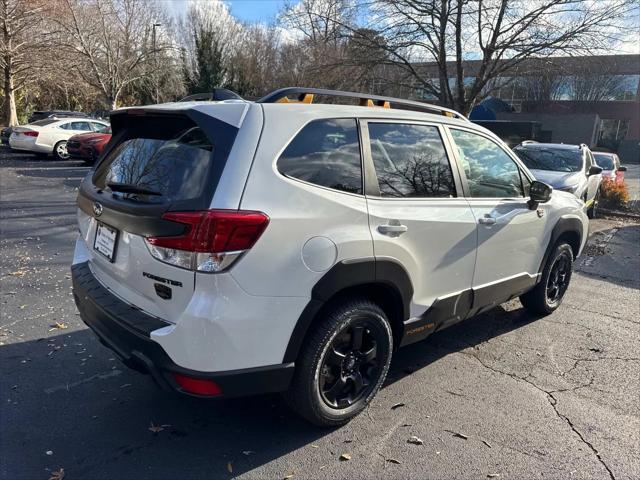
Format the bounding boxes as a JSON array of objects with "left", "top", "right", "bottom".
[
  {"left": 93, "top": 127, "right": 214, "bottom": 203},
  {"left": 593, "top": 154, "right": 614, "bottom": 170},
  {"left": 515, "top": 147, "right": 583, "bottom": 172},
  {"left": 30, "top": 119, "right": 58, "bottom": 127}
]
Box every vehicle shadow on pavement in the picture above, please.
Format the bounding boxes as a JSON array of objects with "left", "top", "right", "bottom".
[
  {"left": 2, "top": 304, "right": 542, "bottom": 479},
  {"left": 387, "top": 303, "right": 538, "bottom": 387}
]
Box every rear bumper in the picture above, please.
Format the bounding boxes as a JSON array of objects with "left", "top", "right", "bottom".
[{"left": 71, "top": 261, "right": 294, "bottom": 397}]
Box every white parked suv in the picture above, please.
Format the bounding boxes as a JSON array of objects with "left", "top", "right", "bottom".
[{"left": 72, "top": 88, "right": 589, "bottom": 426}]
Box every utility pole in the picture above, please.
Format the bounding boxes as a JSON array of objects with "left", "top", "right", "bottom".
[{"left": 152, "top": 23, "right": 162, "bottom": 104}]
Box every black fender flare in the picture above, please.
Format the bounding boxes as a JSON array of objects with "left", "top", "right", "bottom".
[
  {"left": 539, "top": 217, "right": 583, "bottom": 274},
  {"left": 282, "top": 258, "right": 413, "bottom": 363}
]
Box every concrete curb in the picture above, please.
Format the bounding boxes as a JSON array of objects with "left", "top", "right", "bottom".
[{"left": 599, "top": 207, "right": 640, "bottom": 220}]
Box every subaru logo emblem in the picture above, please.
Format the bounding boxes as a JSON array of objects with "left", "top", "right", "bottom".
[{"left": 93, "top": 202, "right": 103, "bottom": 217}]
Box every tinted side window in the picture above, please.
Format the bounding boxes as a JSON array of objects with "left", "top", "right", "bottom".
[
  {"left": 72, "top": 122, "right": 92, "bottom": 131},
  {"left": 59, "top": 123, "right": 73, "bottom": 130},
  {"left": 277, "top": 119, "right": 362, "bottom": 194},
  {"left": 368, "top": 123, "right": 456, "bottom": 198},
  {"left": 92, "top": 122, "right": 109, "bottom": 133},
  {"left": 450, "top": 129, "right": 524, "bottom": 198}
]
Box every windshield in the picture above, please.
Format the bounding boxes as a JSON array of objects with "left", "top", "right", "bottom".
[
  {"left": 515, "top": 148, "right": 583, "bottom": 173},
  {"left": 594, "top": 154, "right": 615, "bottom": 170}
]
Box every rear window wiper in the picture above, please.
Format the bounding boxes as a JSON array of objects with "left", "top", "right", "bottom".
[{"left": 107, "top": 182, "right": 162, "bottom": 196}]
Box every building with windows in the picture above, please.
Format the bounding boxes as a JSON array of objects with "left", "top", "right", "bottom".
[{"left": 411, "top": 55, "right": 640, "bottom": 162}]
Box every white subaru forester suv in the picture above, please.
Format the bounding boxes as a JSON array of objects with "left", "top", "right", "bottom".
[{"left": 72, "top": 88, "right": 588, "bottom": 426}]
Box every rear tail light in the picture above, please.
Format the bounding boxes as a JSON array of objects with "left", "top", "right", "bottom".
[
  {"left": 23, "top": 131, "right": 39, "bottom": 137},
  {"left": 144, "top": 209, "right": 269, "bottom": 273}
]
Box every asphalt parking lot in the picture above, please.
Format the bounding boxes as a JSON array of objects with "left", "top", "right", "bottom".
[{"left": 1, "top": 149, "right": 639, "bottom": 480}]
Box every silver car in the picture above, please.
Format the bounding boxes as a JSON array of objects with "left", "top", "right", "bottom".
[{"left": 514, "top": 142, "right": 603, "bottom": 218}]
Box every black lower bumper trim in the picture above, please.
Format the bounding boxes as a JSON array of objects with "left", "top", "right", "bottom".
[{"left": 71, "top": 261, "right": 294, "bottom": 397}]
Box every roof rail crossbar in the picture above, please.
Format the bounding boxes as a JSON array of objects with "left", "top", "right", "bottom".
[{"left": 257, "top": 87, "right": 467, "bottom": 120}]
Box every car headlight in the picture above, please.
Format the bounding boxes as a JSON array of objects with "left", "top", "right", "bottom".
[{"left": 558, "top": 184, "right": 579, "bottom": 194}]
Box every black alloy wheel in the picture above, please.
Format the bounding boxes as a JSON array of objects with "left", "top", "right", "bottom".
[
  {"left": 319, "top": 320, "right": 383, "bottom": 409},
  {"left": 546, "top": 250, "right": 571, "bottom": 305}
]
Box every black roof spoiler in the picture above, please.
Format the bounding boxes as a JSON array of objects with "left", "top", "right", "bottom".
[{"left": 257, "top": 87, "right": 467, "bottom": 121}]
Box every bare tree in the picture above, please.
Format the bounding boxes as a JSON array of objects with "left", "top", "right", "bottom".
[
  {"left": 567, "top": 58, "right": 630, "bottom": 102},
  {"left": 342, "top": 0, "right": 638, "bottom": 114},
  {"left": 52, "top": 0, "right": 168, "bottom": 109},
  {"left": 0, "top": 0, "right": 49, "bottom": 125}
]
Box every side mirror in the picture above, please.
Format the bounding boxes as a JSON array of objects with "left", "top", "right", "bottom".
[
  {"left": 588, "top": 165, "right": 603, "bottom": 176},
  {"left": 528, "top": 180, "right": 552, "bottom": 209},
  {"left": 617, "top": 165, "right": 627, "bottom": 172}
]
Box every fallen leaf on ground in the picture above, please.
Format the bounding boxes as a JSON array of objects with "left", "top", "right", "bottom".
[
  {"left": 339, "top": 453, "right": 352, "bottom": 461},
  {"left": 283, "top": 473, "right": 295, "bottom": 479},
  {"left": 242, "top": 450, "right": 255, "bottom": 456},
  {"left": 49, "top": 468, "right": 65, "bottom": 480},
  {"left": 482, "top": 440, "right": 492, "bottom": 448},
  {"left": 8, "top": 271, "right": 26, "bottom": 277},
  {"left": 19, "top": 305, "right": 26, "bottom": 309},
  {"left": 227, "top": 461, "right": 233, "bottom": 473},
  {"left": 391, "top": 402, "right": 405, "bottom": 410},
  {"left": 148, "top": 422, "right": 165, "bottom": 433},
  {"left": 310, "top": 444, "right": 319, "bottom": 448},
  {"left": 386, "top": 458, "right": 401, "bottom": 464},
  {"left": 49, "top": 322, "right": 68, "bottom": 331},
  {"left": 445, "top": 430, "right": 468, "bottom": 440},
  {"left": 487, "top": 474, "right": 500, "bottom": 478},
  {"left": 407, "top": 435, "right": 424, "bottom": 445}
]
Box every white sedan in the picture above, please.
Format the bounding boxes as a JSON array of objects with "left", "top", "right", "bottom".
[{"left": 9, "top": 118, "right": 110, "bottom": 160}]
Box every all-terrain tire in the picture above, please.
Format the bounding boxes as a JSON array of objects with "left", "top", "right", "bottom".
[
  {"left": 285, "top": 298, "right": 393, "bottom": 427},
  {"left": 520, "top": 242, "right": 573, "bottom": 315}
]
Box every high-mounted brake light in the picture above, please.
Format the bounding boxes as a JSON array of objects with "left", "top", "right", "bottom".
[
  {"left": 144, "top": 210, "right": 269, "bottom": 272},
  {"left": 23, "top": 130, "right": 39, "bottom": 137}
]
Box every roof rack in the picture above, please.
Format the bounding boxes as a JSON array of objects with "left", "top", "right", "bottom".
[{"left": 257, "top": 87, "right": 468, "bottom": 121}]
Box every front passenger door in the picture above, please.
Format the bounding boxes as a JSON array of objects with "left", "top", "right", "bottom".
[{"left": 447, "top": 127, "right": 550, "bottom": 310}]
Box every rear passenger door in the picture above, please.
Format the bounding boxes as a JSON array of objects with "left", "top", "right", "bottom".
[
  {"left": 235, "top": 118, "right": 375, "bottom": 299},
  {"left": 447, "top": 127, "right": 548, "bottom": 310},
  {"left": 363, "top": 121, "right": 477, "bottom": 332}
]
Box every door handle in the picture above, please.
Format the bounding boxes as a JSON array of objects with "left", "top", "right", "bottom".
[
  {"left": 478, "top": 215, "right": 496, "bottom": 225},
  {"left": 378, "top": 223, "right": 408, "bottom": 237}
]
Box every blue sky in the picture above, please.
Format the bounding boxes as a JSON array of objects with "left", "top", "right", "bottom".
[
  {"left": 224, "top": 0, "right": 286, "bottom": 23},
  {"left": 166, "top": 0, "right": 287, "bottom": 23}
]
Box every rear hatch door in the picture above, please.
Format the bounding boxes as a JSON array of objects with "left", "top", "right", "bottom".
[{"left": 76, "top": 104, "right": 245, "bottom": 322}]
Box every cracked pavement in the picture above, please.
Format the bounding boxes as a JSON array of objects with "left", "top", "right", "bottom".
[{"left": 1, "top": 150, "right": 639, "bottom": 480}]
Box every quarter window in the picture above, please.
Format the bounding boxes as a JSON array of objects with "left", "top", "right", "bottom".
[
  {"left": 368, "top": 123, "right": 456, "bottom": 198},
  {"left": 277, "top": 119, "right": 362, "bottom": 194},
  {"left": 450, "top": 129, "right": 524, "bottom": 198}
]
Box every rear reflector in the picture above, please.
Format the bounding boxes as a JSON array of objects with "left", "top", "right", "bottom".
[
  {"left": 145, "top": 209, "right": 269, "bottom": 273},
  {"left": 23, "top": 131, "right": 38, "bottom": 137},
  {"left": 173, "top": 373, "right": 222, "bottom": 396}
]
